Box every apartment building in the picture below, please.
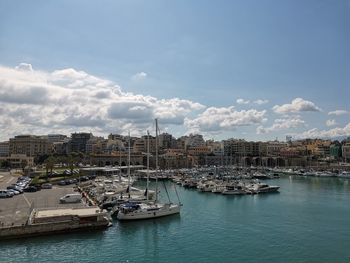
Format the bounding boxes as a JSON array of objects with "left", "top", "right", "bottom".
[{"left": 9, "top": 135, "right": 52, "bottom": 157}]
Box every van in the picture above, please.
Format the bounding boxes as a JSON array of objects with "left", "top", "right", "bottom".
[{"left": 59, "top": 193, "right": 82, "bottom": 203}]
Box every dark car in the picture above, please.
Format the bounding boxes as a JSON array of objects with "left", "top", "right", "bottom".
[
  {"left": 41, "top": 183, "right": 53, "bottom": 189},
  {"left": 80, "top": 176, "right": 89, "bottom": 182},
  {"left": 70, "top": 179, "right": 78, "bottom": 184},
  {"left": 6, "top": 185, "right": 17, "bottom": 190},
  {"left": 24, "top": 186, "right": 37, "bottom": 192},
  {"left": 58, "top": 180, "right": 66, "bottom": 186},
  {"left": 88, "top": 174, "right": 96, "bottom": 179}
]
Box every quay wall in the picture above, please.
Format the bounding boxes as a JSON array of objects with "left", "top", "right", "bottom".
[{"left": 0, "top": 220, "right": 108, "bottom": 239}]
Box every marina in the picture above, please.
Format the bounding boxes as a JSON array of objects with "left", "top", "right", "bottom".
[
  {"left": 1, "top": 175, "right": 350, "bottom": 262},
  {"left": 1, "top": 0, "right": 349, "bottom": 262}
]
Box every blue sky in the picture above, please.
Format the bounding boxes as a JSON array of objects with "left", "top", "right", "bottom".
[{"left": 0, "top": 0, "right": 349, "bottom": 141}]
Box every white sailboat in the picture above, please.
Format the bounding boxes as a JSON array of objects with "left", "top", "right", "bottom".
[{"left": 117, "top": 119, "right": 181, "bottom": 220}]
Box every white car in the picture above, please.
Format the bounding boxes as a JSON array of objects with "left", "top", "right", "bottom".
[
  {"left": 59, "top": 193, "right": 82, "bottom": 203},
  {"left": 8, "top": 189, "right": 20, "bottom": 195}
]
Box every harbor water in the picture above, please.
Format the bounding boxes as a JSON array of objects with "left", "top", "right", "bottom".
[{"left": 1, "top": 176, "right": 350, "bottom": 263}]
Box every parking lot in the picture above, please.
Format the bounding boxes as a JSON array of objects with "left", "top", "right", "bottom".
[{"left": 0, "top": 172, "right": 86, "bottom": 227}]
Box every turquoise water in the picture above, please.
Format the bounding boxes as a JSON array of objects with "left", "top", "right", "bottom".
[{"left": 1, "top": 176, "right": 350, "bottom": 263}]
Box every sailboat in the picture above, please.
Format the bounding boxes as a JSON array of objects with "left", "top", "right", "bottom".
[{"left": 117, "top": 119, "right": 181, "bottom": 220}]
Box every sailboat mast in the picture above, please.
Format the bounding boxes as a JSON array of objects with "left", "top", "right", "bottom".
[
  {"left": 155, "top": 118, "right": 159, "bottom": 202},
  {"left": 119, "top": 142, "right": 122, "bottom": 182},
  {"left": 128, "top": 131, "right": 131, "bottom": 197},
  {"left": 146, "top": 130, "right": 150, "bottom": 201}
]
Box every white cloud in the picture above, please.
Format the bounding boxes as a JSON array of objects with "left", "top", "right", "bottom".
[
  {"left": 326, "top": 119, "right": 337, "bottom": 127},
  {"left": 273, "top": 98, "right": 321, "bottom": 114},
  {"left": 328, "top": 110, "right": 348, "bottom": 116},
  {"left": 0, "top": 63, "right": 204, "bottom": 140},
  {"left": 236, "top": 98, "right": 250, "bottom": 105},
  {"left": 257, "top": 116, "right": 305, "bottom": 134},
  {"left": 293, "top": 123, "right": 350, "bottom": 139},
  {"left": 185, "top": 106, "right": 266, "bottom": 134},
  {"left": 15, "top": 63, "right": 33, "bottom": 72},
  {"left": 253, "top": 99, "right": 269, "bottom": 105},
  {"left": 131, "top": 72, "right": 147, "bottom": 81}
]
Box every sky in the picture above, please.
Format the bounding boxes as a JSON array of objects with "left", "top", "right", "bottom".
[{"left": 0, "top": 0, "right": 349, "bottom": 142}]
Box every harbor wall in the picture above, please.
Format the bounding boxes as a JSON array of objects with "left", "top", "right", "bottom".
[{"left": 0, "top": 220, "right": 108, "bottom": 239}]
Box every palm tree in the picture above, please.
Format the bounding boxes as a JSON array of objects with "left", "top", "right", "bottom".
[
  {"left": 68, "top": 153, "right": 79, "bottom": 178},
  {"left": 44, "top": 156, "right": 55, "bottom": 181},
  {"left": 21, "top": 160, "right": 28, "bottom": 172}
]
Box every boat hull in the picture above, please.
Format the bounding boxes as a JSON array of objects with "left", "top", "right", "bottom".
[{"left": 117, "top": 204, "right": 180, "bottom": 220}]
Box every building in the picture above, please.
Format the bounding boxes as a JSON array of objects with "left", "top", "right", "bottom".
[
  {"left": 187, "top": 146, "right": 211, "bottom": 156},
  {"left": 133, "top": 138, "right": 145, "bottom": 153},
  {"left": 106, "top": 138, "right": 125, "bottom": 153},
  {"left": 159, "top": 152, "right": 190, "bottom": 169},
  {"left": 0, "top": 154, "right": 34, "bottom": 168},
  {"left": 185, "top": 134, "right": 205, "bottom": 148},
  {"left": 342, "top": 143, "right": 350, "bottom": 163},
  {"left": 175, "top": 137, "right": 186, "bottom": 150},
  {"left": 223, "top": 139, "right": 260, "bottom": 157},
  {"left": 133, "top": 135, "right": 157, "bottom": 154},
  {"left": 47, "top": 134, "right": 68, "bottom": 143},
  {"left": 314, "top": 145, "right": 330, "bottom": 158},
  {"left": 330, "top": 144, "right": 342, "bottom": 159},
  {"left": 89, "top": 153, "right": 143, "bottom": 167},
  {"left": 265, "top": 141, "right": 288, "bottom": 157},
  {"left": 52, "top": 140, "right": 70, "bottom": 155},
  {"left": 158, "top": 133, "right": 175, "bottom": 149},
  {"left": 108, "top": 133, "right": 123, "bottom": 141},
  {"left": 279, "top": 147, "right": 301, "bottom": 158},
  {"left": 9, "top": 135, "right": 52, "bottom": 157},
  {"left": 86, "top": 137, "right": 107, "bottom": 154},
  {"left": 206, "top": 140, "right": 223, "bottom": 156},
  {"left": 69, "top": 133, "right": 92, "bottom": 153},
  {"left": 0, "top": 141, "right": 9, "bottom": 157}
]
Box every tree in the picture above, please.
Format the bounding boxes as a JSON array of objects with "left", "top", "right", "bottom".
[
  {"left": 0, "top": 160, "right": 10, "bottom": 168},
  {"left": 21, "top": 160, "right": 28, "bottom": 172},
  {"left": 68, "top": 153, "right": 79, "bottom": 178},
  {"left": 44, "top": 156, "right": 55, "bottom": 181}
]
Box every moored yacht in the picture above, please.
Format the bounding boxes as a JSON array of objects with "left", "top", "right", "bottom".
[
  {"left": 117, "top": 201, "right": 180, "bottom": 220},
  {"left": 116, "top": 119, "right": 181, "bottom": 221},
  {"left": 222, "top": 184, "right": 247, "bottom": 195},
  {"left": 247, "top": 183, "right": 280, "bottom": 194}
]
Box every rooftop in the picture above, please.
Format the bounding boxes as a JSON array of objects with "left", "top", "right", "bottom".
[{"left": 35, "top": 207, "right": 102, "bottom": 218}]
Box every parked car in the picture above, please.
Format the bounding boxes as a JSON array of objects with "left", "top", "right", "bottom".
[
  {"left": 23, "top": 186, "right": 37, "bottom": 192},
  {"left": 64, "top": 179, "right": 71, "bottom": 185},
  {"left": 59, "top": 193, "right": 82, "bottom": 204},
  {"left": 88, "top": 174, "right": 96, "bottom": 179},
  {"left": 58, "top": 180, "right": 66, "bottom": 186},
  {"left": 80, "top": 176, "right": 89, "bottom": 182},
  {"left": 8, "top": 189, "right": 20, "bottom": 195},
  {"left": 14, "top": 187, "right": 23, "bottom": 193},
  {"left": 41, "top": 183, "right": 53, "bottom": 189},
  {"left": 0, "top": 190, "right": 13, "bottom": 198},
  {"left": 70, "top": 179, "right": 78, "bottom": 184}
]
